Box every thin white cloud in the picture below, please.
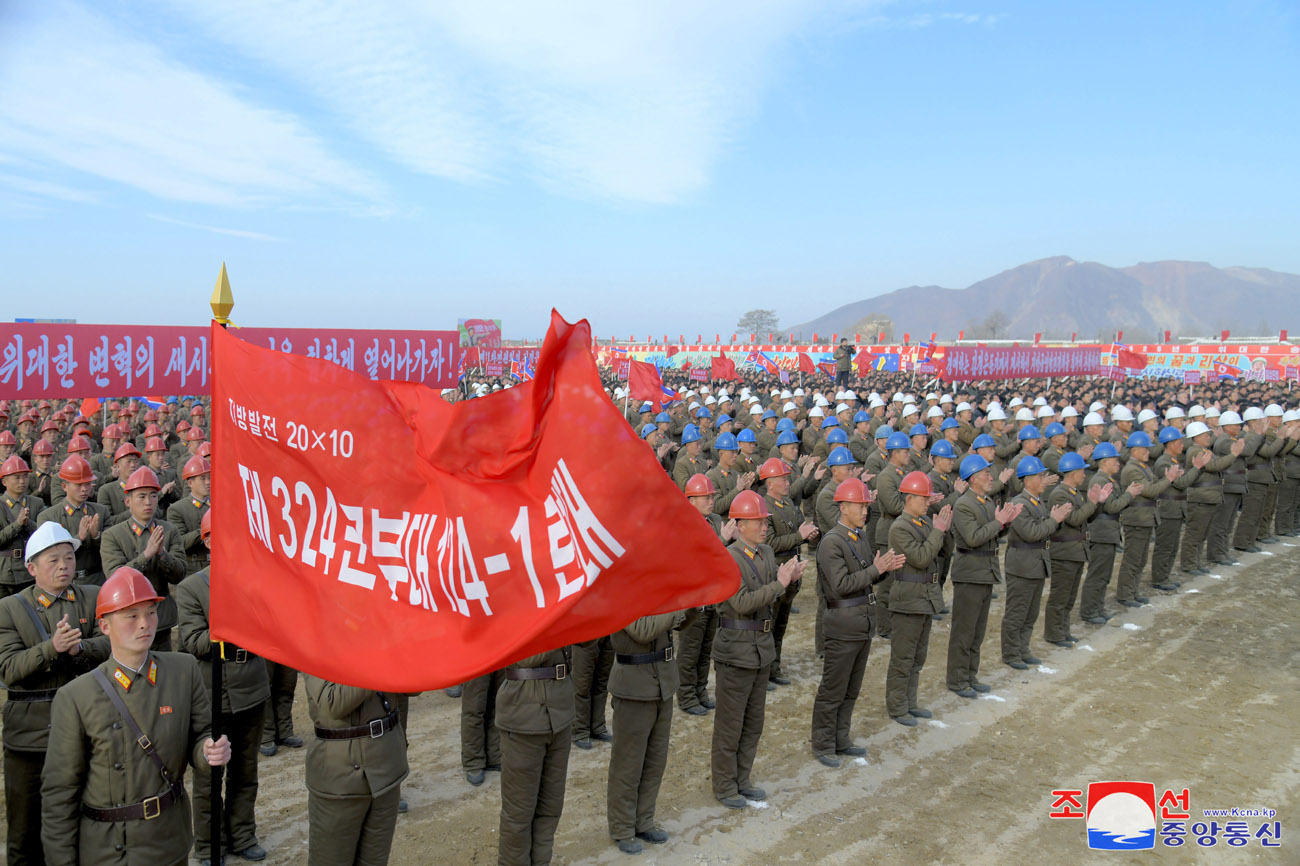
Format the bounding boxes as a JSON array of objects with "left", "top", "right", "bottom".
[
  {"left": 0, "top": 173, "right": 98, "bottom": 204},
  {"left": 146, "top": 213, "right": 281, "bottom": 242},
  {"left": 0, "top": 0, "right": 383, "bottom": 209}
]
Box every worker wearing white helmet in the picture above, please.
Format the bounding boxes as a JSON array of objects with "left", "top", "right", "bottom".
[
  {"left": 1206, "top": 410, "right": 1247, "bottom": 564},
  {"left": 1235, "top": 406, "right": 1286, "bottom": 550}
]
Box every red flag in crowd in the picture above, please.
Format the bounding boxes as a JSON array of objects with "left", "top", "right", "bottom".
[
  {"left": 711, "top": 353, "right": 737, "bottom": 381},
  {"left": 1116, "top": 344, "right": 1149, "bottom": 369},
  {"left": 627, "top": 359, "right": 665, "bottom": 410},
  {"left": 210, "top": 312, "right": 740, "bottom": 692},
  {"left": 797, "top": 352, "right": 817, "bottom": 375},
  {"left": 80, "top": 397, "right": 101, "bottom": 417}
]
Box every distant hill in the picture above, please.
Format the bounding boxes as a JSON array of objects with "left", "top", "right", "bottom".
[{"left": 787, "top": 257, "right": 1300, "bottom": 341}]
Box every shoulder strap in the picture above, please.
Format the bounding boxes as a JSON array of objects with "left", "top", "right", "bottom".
[
  {"left": 90, "top": 667, "right": 176, "bottom": 785},
  {"left": 14, "top": 595, "right": 52, "bottom": 642}
]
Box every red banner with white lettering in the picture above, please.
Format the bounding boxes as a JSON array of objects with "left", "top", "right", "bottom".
[
  {"left": 0, "top": 323, "right": 459, "bottom": 399},
  {"left": 210, "top": 312, "right": 740, "bottom": 691},
  {"left": 941, "top": 346, "right": 1102, "bottom": 381}
]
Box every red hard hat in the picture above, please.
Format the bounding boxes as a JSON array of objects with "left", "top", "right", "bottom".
[
  {"left": 1, "top": 455, "right": 30, "bottom": 477},
  {"left": 0, "top": 430, "right": 15, "bottom": 446},
  {"left": 113, "top": 442, "right": 142, "bottom": 462},
  {"left": 37, "top": 400, "right": 51, "bottom": 410},
  {"left": 59, "top": 455, "right": 95, "bottom": 484},
  {"left": 143, "top": 410, "right": 158, "bottom": 422},
  {"left": 190, "top": 405, "right": 206, "bottom": 416},
  {"left": 186, "top": 426, "right": 207, "bottom": 442},
  {"left": 144, "top": 436, "right": 167, "bottom": 453},
  {"left": 196, "top": 442, "right": 211, "bottom": 459},
  {"left": 144, "top": 423, "right": 162, "bottom": 438},
  {"left": 40, "top": 420, "right": 60, "bottom": 433},
  {"left": 833, "top": 478, "right": 870, "bottom": 503},
  {"left": 32, "top": 439, "right": 55, "bottom": 456},
  {"left": 119, "top": 406, "right": 134, "bottom": 417},
  {"left": 758, "top": 457, "right": 791, "bottom": 480},
  {"left": 200, "top": 509, "right": 212, "bottom": 540},
  {"left": 124, "top": 466, "right": 161, "bottom": 492},
  {"left": 67, "top": 435, "right": 91, "bottom": 454},
  {"left": 96, "top": 567, "right": 165, "bottom": 618},
  {"left": 684, "top": 473, "right": 716, "bottom": 497},
  {"left": 900, "top": 471, "right": 933, "bottom": 497},
  {"left": 102, "top": 423, "right": 121, "bottom": 439},
  {"left": 176, "top": 420, "right": 191, "bottom": 433},
  {"left": 73, "top": 414, "right": 90, "bottom": 425},
  {"left": 729, "top": 489, "right": 772, "bottom": 520},
  {"left": 182, "top": 456, "right": 211, "bottom": 479}
]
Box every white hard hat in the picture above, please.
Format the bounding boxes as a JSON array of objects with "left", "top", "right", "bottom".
[
  {"left": 988, "top": 401, "right": 1002, "bottom": 411},
  {"left": 1242, "top": 407, "right": 1265, "bottom": 422},
  {"left": 749, "top": 404, "right": 763, "bottom": 415},
  {"left": 614, "top": 387, "right": 625, "bottom": 398},
  {"left": 1185, "top": 421, "right": 1211, "bottom": 438},
  {"left": 926, "top": 392, "right": 940, "bottom": 401},
  {"left": 793, "top": 388, "right": 805, "bottom": 397},
  {"left": 1037, "top": 405, "right": 1054, "bottom": 419},
  {"left": 1265, "top": 404, "right": 1284, "bottom": 417},
  {"left": 1219, "top": 410, "right": 1243, "bottom": 426},
  {"left": 1111, "top": 405, "right": 1134, "bottom": 422},
  {"left": 940, "top": 394, "right": 953, "bottom": 404},
  {"left": 770, "top": 389, "right": 780, "bottom": 397},
  {"left": 1284, "top": 410, "right": 1300, "bottom": 423},
  {"left": 782, "top": 401, "right": 797, "bottom": 413},
  {"left": 869, "top": 392, "right": 881, "bottom": 401},
  {"left": 717, "top": 388, "right": 729, "bottom": 398},
  {"left": 1009, "top": 397, "right": 1024, "bottom": 408},
  {"left": 926, "top": 406, "right": 944, "bottom": 418},
  {"left": 956, "top": 401, "right": 972, "bottom": 413},
  {"left": 987, "top": 406, "right": 1007, "bottom": 421},
  {"left": 1089, "top": 401, "right": 1106, "bottom": 413},
  {"left": 1205, "top": 406, "right": 1221, "bottom": 419},
  {"left": 1061, "top": 406, "right": 1080, "bottom": 418},
  {"left": 1187, "top": 404, "right": 1205, "bottom": 418},
  {"left": 815, "top": 396, "right": 831, "bottom": 408},
  {"left": 901, "top": 403, "right": 919, "bottom": 418},
  {"left": 809, "top": 406, "right": 825, "bottom": 417},
  {"left": 1033, "top": 396, "right": 1047, "bottom": 407},
  {"left": 1137, "top": 409, "right": 1158, "bottom": 425},
  {"left": 1083, "top": 412, "right": 1105, "bottom": 427},
  {"left": 1164, "top": 406, "right": 1186, "bottom": 419},
  {"left": 689, "top": 401, "right": 701, "bottom": 410},
  {"left": 1015, "top": 408, "right": 1034, "bottom": 422},
  {"left": 835, "top": 402, "right": 851, "bottom": 414},
  {"left": 740, "top": 388, "right": 751, "bottom": 398},
  {"left": 869, "top": 396, "right": 886, "bottom": 409},
  {"left": 25, "top": 521, "right": 80, "bottom": 565},
  {"left": 845, "top": 390, "right": 858, "bottom": 400},
  {"left": 835, "top": 391, "right": 847, "bottom": 401},
  {"left": 781, "top": 390, "right": 793, "bottom": 399},
  {"left": 704, "top": 396, "right": 717, "bottom": 406},
  {"left": 892, "top": 392, "right": 906, "bottom": 402}
]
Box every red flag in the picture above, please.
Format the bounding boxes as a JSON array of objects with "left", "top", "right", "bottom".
[
  {"left": 210, "top": 313, "right": 739, "bottom": 691},
  {"left": 797, "top": 352, "right": 817, "bottom": 375},
  {"left": 1117, "top": 346, "right": 1148, "bottom": 369},
  {"left": 628, "top": 359, "right": 665, "bottom": 410},
  {"left": 711, "top": 354, "right": 737, "bottom": 381},
  {"left": 665, "top": 346, "right": 679, "bottom": 358},
  {"left": 80, "top": 397, "right": 101, "bottom": 417}
]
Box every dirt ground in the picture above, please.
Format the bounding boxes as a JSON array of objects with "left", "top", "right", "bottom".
[{"left": 6, "top": 544, "right": 1298, "bottom": 864}]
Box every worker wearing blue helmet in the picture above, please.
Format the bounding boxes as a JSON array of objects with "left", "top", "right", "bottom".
[
  {"left": 671, "top": 423, "right": 710, "bottom": 491},
  {"left": 1079, "top": 443, "right": 1144, "bottom": 624},
  {"left": 925, "top": 440, "right": 961, "bottom": 618},
  {"left": 849, "top": 411, "right": 873, "bottom": 465},
  {"left": 872, "top": 431, "right": 916, "bottom": 640},
  {"left": 1114, "top": 430, "right": 1182, "bottom": 610},
  {"left": 1001, "top": 456, "right": 1073, "bottom": 671},
  {"left": 1150, "top": 425, "right": 1204, "bottom": 592},
  {"left": 707, "top": 432, "right": 755, "bottom": 518},
  {"left": 735, "top": 427, "right": 761, "bottom": 476},
  {"left": 1044, "top": 452, "right": 1105, "bottom": 646}
]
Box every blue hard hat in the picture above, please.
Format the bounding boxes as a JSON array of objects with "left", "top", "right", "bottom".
[
  {"left": 960, "top": 453, "right": 991, "bottom": 480},
  {"left": 714, "top": 432, "right": 738, "bottom": 451},
  {"left": 1126, "top": 431, "right": 1153, "bottom": 448},
  {"left": 853, "top": 410, "right": 870, "bottom": 424},
  {"left": 737, "top": 428, "right": 757, "bottom": 444},
  {"left": 972, "top": 433, "right": 996, "bottom": 450},
  {"left": 875, "top": 424, "right": 894, "bottom": 440},
  {"left": 1158, "top": 426, "right": 1183, "bottom": 444},
  {"left": 930, "top": 440, "right": 957, "bottom": 459},
  {"left": 654, "top": 412, "right": 670, "bottom": 424},
  {"left": 681, "top": 424, "right": 702, "bottom": 445},
  {"left": 1017, "top": 425, "right": 1041, "bottom": 441},
  {"left": 639, "top": 402, "right": 653, "bottom": 413},
  {"left": 718, "top": 413, "right": 732, "bottom": 425},
  {"left": 821, "top": 416, "right": 840, "bottom": 429},
  {"left": 1092, "top": 442, "right": 1119, "bottom": 461},
  {"left": 762, "top": 409, "right": 777, "bottom": 421},
  {"left": 1044, "top": 422, "right": 1066, "bottom": 438},
  {"left": 695, "top": 407, "right": 712, "bottom": 419},
  {"left": 826, "top": 428, "right": 849, "bottom": 445},
  {"left": 1058, "top": 452, "right": 1087, "bottom": 473},
  {"left": 886, "top": 432, "right": 911, "bottom": 451},
  {"left": 639, "top": 423, "right": 657, "bottom": 440},
  {"left": 940, "top": 417, "right": 960, "bottom": 432},
  {"left": 909, "top": 423, "right": 928, "bottom": 438},
  {"left": 1016, "top": 455, "right": 1046, "bottom": 478},
  {"left": 827, "top": 446, "right": 859, "bottom": 467},
  {"left": 776, "top": 418, "right": 796, "bottom": 433},
  {"left": 777, "top": 430, "right": 799, "bottom": 447}
]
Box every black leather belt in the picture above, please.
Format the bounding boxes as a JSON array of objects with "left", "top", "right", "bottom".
[
  {"left": 720, "top": 617, "right": 772, "bottom": 632},
  {"left": 1225, "top": 469, "right": 1246, "bottom": 476},
  {"left": 1008, "top": 540, "right": 1046, "bottom": 549},
  {"left": 81, "top": 783, "right": 183, "bottom": 822},
  {"left": 955, "top": 547, "right": 995, "bottom": 557},
  {"left": 505, "top": 664, "right": 568, "bottom": 681},
  {"left": 314, "top": 709, "right": 401, "bottom": 740},
  {"left": 1095, "top": 513, "right": 1118, "bottom": 521},
  {"left": 5, "top": 688, "right": 57, "bottom": 703},
  {"left": 1130, "top": 500, "right": 1156, "bottom": 507},
  {"left": 1191, "top": 480, "right": 1221, "bottom": 487},
  {"left": 1157, "top": 493, "right": 1187, "bottom": 501},
  {"left": 616, "top": 647, "right": 674, "bottom": 665},
  {"left": 826, "top": 593, "right": 876, "bottom": 608},
  {"left": 894, "top": 572, "right": 940, "bottom": 583},
  {"left": 1051, "top": 532, "right": 1087, "bottom": 543}
]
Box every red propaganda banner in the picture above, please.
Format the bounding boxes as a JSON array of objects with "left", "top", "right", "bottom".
[
  {"left": 484, "top": 362, "right": 504, "bottom": 377},
  {"left": 460, "top": 318, "right": 502, "bottom": 348},
  {"left": 689, "top": 367, "right": 708, "bottom": 382},
  {"left": 0, "top": 323, "right": 459, "bottom": 399},
  {"left": 941, "top": 346, "right": 1102, "bottom": 381},
  {"left": 1289, "top": 367, "right": 1300, "bottom": 381},
  {"left": 1183, "top": 370, "right": 1202, "bottom": 384},
  {"left": 614, "top": 360, "right": 630, "bottom": 380},
  {"left": 210, "top": 312, "right": 740, "bottom": 691}
]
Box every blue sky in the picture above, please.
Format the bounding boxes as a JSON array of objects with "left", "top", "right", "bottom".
[{"left": 1, "top": 0, "right": 1296, "bottom": 339}]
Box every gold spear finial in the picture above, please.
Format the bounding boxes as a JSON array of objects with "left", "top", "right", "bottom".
[{"left": 210, "top": 262, "right": 234, "bottom": 324}]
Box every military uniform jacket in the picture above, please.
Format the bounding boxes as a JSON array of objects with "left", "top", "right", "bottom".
[
  {"left": 1118, "top": 459, "right": 1170, "bottom": 527},
  {"left": 1085, "top": 471, "right": 1133, "bottom": 544},
  {"left": 1244, "top": 430, "right": 1286, "bottom": 483},
  {"left": 174, "top": 569, "right": 270, "bottom": 714},
  {"left": 0, "top": 583, "right": 109, "bottom": 751},
  {"left": 815, "top": 479, "right": 846, "bottom": 535},
  {"left": 609, "top": 613, "right": 680, "bottom": 701},
  {"left": 166, "top": 496, "right": 210, "bottom": 575},
  {"left": 672, "top": 449, "right": 710, "bottom": 491},
  {"left": 495, "top": 647, "right": 575, "bottom": 735},
  {"left": 1047, "top": 485, "right": 1096, "bottom": 562},
  {"left": 755, "top": 428, "right": 777, "bottom": 457},
  {"left": 303, "top": 676, "right": 409, "bottom": 800},
  {"left": 763, "top": 493, "right": 803, "bottom": 562},
  {"left": 1005, "top": 492, "right": 1058, "bottom": 579},
  {"left": 957, "top": 420, "right": 978, "bottom": 449},
  {"left": 873, "top": 463, "right": 908, "bottom": 548},
  {"left": 950, "top": 490, "right": 1004, "bottom": 584},
  {"left": 31, "top": 470, "right": 56, "bottom": 509},
  {"left": 1286, "top": 439, "right": 1300, "bottom": 480},
  {"left": 1153, "top": 452, "right": 1197, "bottom": 520},
  {"left": 1213, "top": 434, "right": 1248, "bottom": 494},
  {"left": 887, "top": 514, "right": 944, "bottom": 614},
  {"left": 714, "top": 541, "right": 783, "bottom": 668},
  {"left": 848, "top": 433, "right": 874, "bottom": 466},
  {"left": 816, "top": 524, "right": 880, "bottom": 641},
  {"left": 1186, "top": 442, "right": 1233, "bottom": 504},
  {"left": 100, "top": 519, "right": 187, "bottom": 630},
  {"left": 735, "top": 450, "right": 760, "bottom": 477},
  {"left": 41, "top": 652, "right": 213, "bottom": 866},
  {"left": 37, "top": 499, "right": 112, "bottom": 580},
  {"left": 994, "top": 429, "right": 1019, "bottom": 461},
  {"left": 707, "top": 465, "right": 743, "bottom": 517},
  {"left": 97, "top": 480, "right": 130, "bottom": 520},
  {"left": 1, "top": 492, "right": 44, "bottom": 584}
]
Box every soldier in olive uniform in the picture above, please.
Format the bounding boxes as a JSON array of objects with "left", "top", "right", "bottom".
[
  {"left": 671, "top": 424, "right": 709, "bottom": 491},
  {"left": 1150, "top": 428, "right": 1208, "bottom": 591},
  {"left": 496, "top": 646, "right": 574, "bottom": 866},
  {"left": 37, "top": 456, "right": 110, "bottom": 586},
  {"left": 872, "top": 432, "right": 914, "bottom": 640},
  {"left": 571, "top": 634, "right": 614, "bottom": 749},
  {"left": 1044, "top": 454, "right": 1104, "bottom": 645},
  {"left": 2, "top": 456, "right": 45, "bottom": 598},
  {"left": 1234, "top": 409, "right": 1285, "bottom": 551},
  {"left": 712, "top": 491, "right": 800, "bottom": 808},
  {"left": 166, "top": 456, "right": 211, "bottom": 576},
  {"left": 886, "top": 474, "right": 950, "bottom": 725},
  {"left": 100, "top": 467, "right": 187, "bottom": 651},
  {"left": 0, "top": 523, "right": 110, "bottom": 866},
  {"left": 606, "top": 611, "right": 683, "bottom": 854},
  {"left": 1115, "top": 432, "right": 1180, "bottom": 607},
  {"left": 303, "top": 676, "right": 408, "bottom": 866},
  {"left": 461, "top": 669, "right": 505, "bottom": 786},
  {"left": 759, "top": 458, "right": 819, "bottom": 685},
  {"left": 175, "top": 512, "right": 270, "bottom": 864},
  {"left": 1208, "top": 413, "right": 1247, "bottom": 563},
  {"left": 1180, "top": 421, "right": 1239, "bottom": 574},
  {"left": 678, "top": 474, "right": 726, "bottom": 715},
  {"left": 1079, "top": 444, "right": 1142, "bottom": 623},
  {"left": 40, "top": 567, "right": 232, "bottom": 866},
  {"left": 1002, "top": 458, "right": 1071, "bottom": 668},
  {"left": 706, "top": 433, "right": 753, "bottom": 517},
  {"left": 28, "top": 441, "right": 58, "bottom": 509},
  {"left": 97, "top": 443, "right": 142, "bottom": 525}
]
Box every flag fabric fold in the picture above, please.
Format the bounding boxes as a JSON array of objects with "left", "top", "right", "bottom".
[
  {"left": 210, "top": 311, "right": 740, "bottom": 692},
  {"left": 710, "top": 353, "right": 737, "bottom": 382},
  {"left": 627, "top": 359, "right": 665, "bottom": 410}
]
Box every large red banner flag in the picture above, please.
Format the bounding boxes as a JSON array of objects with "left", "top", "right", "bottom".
[
  {"left": 627, "top": 359, "right": 664, "bottom": 410},
  {"left": 710, "top": 353, "right": 737, "bottom": 382},
  {"left": 210, "top": 312, "right": 740, "bottom": 692}
]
